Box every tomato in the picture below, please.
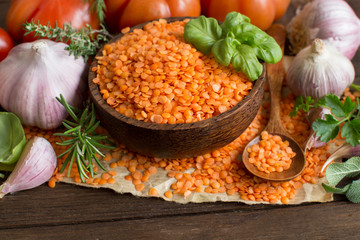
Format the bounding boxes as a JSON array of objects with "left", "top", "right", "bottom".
[
  {"left": 0, "top": 28, "right": 14, "bottom": 62},
  {"left": 6, "top": 0, "right": 99, "bottom": 43},
  {"left": 201, "top": 0, "right": 290, "bottom": 30},
  {"left": 105, "top": 0, "right": 201, "bottom": 33}
]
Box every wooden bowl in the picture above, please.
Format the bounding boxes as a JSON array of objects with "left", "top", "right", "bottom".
[{"left": 88, "top": 17, "right": 265, "bottom": 159}]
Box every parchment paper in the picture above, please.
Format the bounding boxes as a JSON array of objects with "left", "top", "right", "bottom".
[
  {"left": 59, "top": 56, "right": 335, "bottom": 205},
  {"left": 60, "top": 144, "right": 334, "bottom": 205}
]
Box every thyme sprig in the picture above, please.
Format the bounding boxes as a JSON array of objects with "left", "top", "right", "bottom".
[
  {"left": 54, "top": 95, "right": 115, "bottom": 182},
  {"left": 23, "top": 20, "right": 112, "bottom": 61}
]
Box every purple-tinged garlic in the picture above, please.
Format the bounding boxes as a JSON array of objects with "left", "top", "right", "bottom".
[
  {"left": 0, "top": 137, "right": 57, "bottom": 198},
  {"left": 0, "top": 39, "right": 87, "bottom": 130},
  {"left": 287, "top": 0, "right": 360, "bottom": 60},
  {"left": 287, "top": 39, "right": 355, "bottom": 99},
  {"left": 303, "top": 107, "right": 331, "bottom": 150}
]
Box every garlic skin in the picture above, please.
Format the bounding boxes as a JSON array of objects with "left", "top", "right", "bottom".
[
  {"left": 304, "top": 107, "right": 331, "bottom": 150},
  {"left": 0, "top": 39, "right": 87, "bottom": 129},
  {"left": 321, "top": 143, "right": 360, "bottom": 173},
  {"left": 287, "top": 0, "right": 360, "bottom": 59},
  {"left": 0, "top": 137, "right": 57, "bottom": 198},
  {"left": 286, "top": 39, "right": 355, "bottom": 99}
]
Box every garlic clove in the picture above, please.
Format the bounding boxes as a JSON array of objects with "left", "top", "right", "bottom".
[
  {"left": 0, "top": 39, "right": 87, "bottom": 130},
  {"left": 0, "top": 136, "right": 57, "bottom": 198}
]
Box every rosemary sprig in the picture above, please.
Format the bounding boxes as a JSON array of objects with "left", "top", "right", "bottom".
[
  {"left": 23, "top": 20, "right": 112, "bottom": 61},
  {"left": 54, "top": 94, "right": 115, "bottom": 182},
  {"left": 87, "top": 0, "right": 107, "bottom": 23}
]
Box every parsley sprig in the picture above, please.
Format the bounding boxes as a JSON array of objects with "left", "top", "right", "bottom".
[
  {"left": 291, "top": 94, "right": 360, "bottom": 146},
  {"left": 54, "top": 95, "right": 115, "bottom": 182},
  {"left": 23, "top": 20, "right": 112, "bottom": 62}
]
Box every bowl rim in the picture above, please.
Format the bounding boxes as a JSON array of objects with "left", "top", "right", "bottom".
[{"left": 88, "top": 17, "right": 266, "bottom": 131}]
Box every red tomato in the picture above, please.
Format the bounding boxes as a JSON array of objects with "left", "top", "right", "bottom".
[
  {"left": 105, "top": 0, "right": 201, "bottom": 33},
  {"left": 6, "top": 0, "right": 100, "bottom": 43},
  {"left": 0, "top": 28, "right": 14, "bottom": 62},
  {"left": 201, "top": 0, "right": 290, "bottom": 30}
]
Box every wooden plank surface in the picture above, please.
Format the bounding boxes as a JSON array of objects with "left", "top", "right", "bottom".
[{"left": 0, "top": 1, "right": 359, "bottom": 239}]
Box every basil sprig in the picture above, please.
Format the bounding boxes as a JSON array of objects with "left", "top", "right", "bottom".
[{"left": 184, "top": 12, "right": 282, "bottom": 81}]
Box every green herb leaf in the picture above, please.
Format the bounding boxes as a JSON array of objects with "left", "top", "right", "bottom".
[
  {"left": 323, "top": 94, "right": 354, "bottom": 118},
  {"left": 24, "top": 20, "right": 112, "bottom": 62},
  {"left": 250, "top": 31, "right": 282, "bottom": 64},
  {"left": 184, "top": 12, "right": 282, "bottom": 81},
  {"left": 312, "top": 114, "right": 340, "bottom": 143},
  {"left": 325, "top": 157, "right": 360, "bottom": 186},
  {"left": 89, "top": 0, "right": 106, "bottom": 23},
  {"left": 211, "top": 37, "right": 236, "bottom": 66},
  {"left": 221, "top": 12, "right": 281, "bottom": 64},
  {"left": 290, "top": 96, "right": 316, "bottom": 117},
  {"left": 0, "top": 112, "right": 26, "bottom": 171},
  {"left": 221, "top": 11, "right": 250, "bottom": 37},
  {"left": 232, "top": 44, "right": 263, "bottom": 81},
  {"left": 351, "top": 84, "right": 360, "bottom": 93},
  {"left": 55, "top": 94, "right": 115, "bottom": 182},
  {"left": 184, "top": 16, "right": 222, "bottom": 55},
  {"left": 323, "top": 157, "right": 360, "bottom": 203},
  {"left": 346, "top": 179, "right": 360, "bottom": 203},
  {"left": 341, "top": 120, "right": 360, "bottom": 146},
  {"left": 322, "top": 183, "right": 350, "bottom": 194}
]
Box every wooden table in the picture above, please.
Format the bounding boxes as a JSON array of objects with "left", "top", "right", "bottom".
[{"left": 1, "top": 1, "right": 360, "bottom": 239}]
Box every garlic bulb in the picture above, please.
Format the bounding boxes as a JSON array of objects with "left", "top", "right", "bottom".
[
  {"left": 0, "top": 40, "right": 87, "bottom": 129},
  {"left": 287, "top": 0, "right": 360, "bottom": 59},
  {"left": 0, "top": 137, "right": 57, "bottom": 198},
  {"left": 286, "top": 38, "right": 354, "bottom": 99}
]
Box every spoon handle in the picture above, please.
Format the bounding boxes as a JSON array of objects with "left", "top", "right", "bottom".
[{"left": 265, "top": 24, "right": 287, "bottom": 135}]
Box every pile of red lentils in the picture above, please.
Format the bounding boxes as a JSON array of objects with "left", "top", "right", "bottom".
[{"left": 92, "top": 19, "right": 253, "bottom": 124}]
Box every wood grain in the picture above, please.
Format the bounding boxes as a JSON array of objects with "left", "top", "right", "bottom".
[{"left": 0, "top": 1, "right": 360, "bottom": 240}]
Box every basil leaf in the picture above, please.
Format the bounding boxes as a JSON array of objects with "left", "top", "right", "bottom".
[
  {"left": 251, "top": 33, "right": 282, "bottom": 64},
  {"left": 231, "top": 23, "right": 281, "bottom": 63},
  {"left": 221, "top": 11, "right": 250, "bottom": 37},
  {"left": 346, "top": 178, "right": 360, "bottom": 203},
  {"left": 325, "top": 157, "right": 360, "bottom": 186},
  {"left": 232, "top": 44, "right": 263, "bottom": 81},
  {"left": 312, "top": 114, "right": 340, "bottom": 143},
  {"left": 211, "top": 37, "right": 237, "bottom": 66},
  {"left": 341, "top": 120, "right": 360, "bottom": 146},
  {"left": 0, "top": 112, "right": 26, "bottom": 170},
  {"left": 184, "top": 15, "right": 222, "bottom": 55}
]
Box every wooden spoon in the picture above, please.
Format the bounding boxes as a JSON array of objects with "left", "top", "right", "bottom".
[{"left": 242, "top": 24, "right": 306, "bottom": 182}]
